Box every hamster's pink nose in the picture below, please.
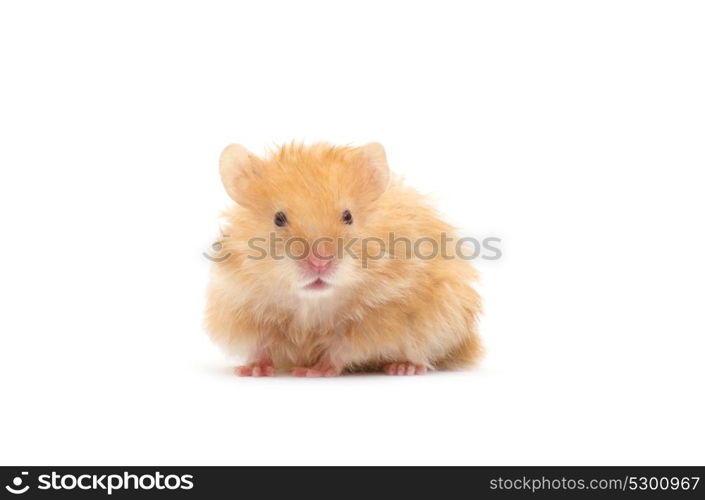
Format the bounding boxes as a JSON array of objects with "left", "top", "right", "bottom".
[{"left": 305, "top": 253, "right": 335, "bottom": 274}]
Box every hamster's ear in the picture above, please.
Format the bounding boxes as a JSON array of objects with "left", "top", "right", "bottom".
[
  {"left": 358, "top": 142, "right": 390, "bottom": 200},
  {"left": 219, "top": 144, "right": 259, "bottom": 205}
]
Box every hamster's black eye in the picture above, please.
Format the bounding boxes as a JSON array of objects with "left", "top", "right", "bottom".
[
  {"left": 274, "top": 211, "right": 288, "bottom": 227},
  {"left": 342, "top": 209, "right": 353, "bottom": 225}
]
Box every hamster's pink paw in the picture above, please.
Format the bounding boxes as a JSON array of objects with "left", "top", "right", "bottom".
[
  {"left": 292, "top": 366, "right": 341, "bottom": 377},
  {"left": 234, "top": 363, "right": 275, "bottom": 377},
  {"left": 383, "top": 363, "right": 428, "bottom": 375}
]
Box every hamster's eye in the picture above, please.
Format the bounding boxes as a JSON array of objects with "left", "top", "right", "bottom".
[
  {"left": 342, "top": 209, "right": 353, "bottom": 225},
  {"left": 274, "top": 211, "right": 288, "bottom": 227}
]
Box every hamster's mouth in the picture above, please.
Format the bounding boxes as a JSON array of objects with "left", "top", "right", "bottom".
[{"left": 303, "top": 278, "right": 331, "bottom": 291}]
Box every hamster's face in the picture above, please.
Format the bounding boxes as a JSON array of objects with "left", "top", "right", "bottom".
[{"left": 219, "top": 143, "right": 389, "bottom": 300}]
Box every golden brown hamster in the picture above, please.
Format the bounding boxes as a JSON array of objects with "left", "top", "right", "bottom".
[{"left": 205, "top": 142, "right": 481, "bottom": 376}]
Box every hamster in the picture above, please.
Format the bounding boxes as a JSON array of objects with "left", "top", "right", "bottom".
[{"left": 205, "top": 142, "right": 482, "bottom": 376}]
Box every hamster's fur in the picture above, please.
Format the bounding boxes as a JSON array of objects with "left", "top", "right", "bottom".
[{"left": 205, "top": 142, "right": 481, "bottom": 376}]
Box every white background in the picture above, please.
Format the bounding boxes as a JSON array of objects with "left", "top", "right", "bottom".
[{"left": 1, "top": 1, "right": 703, "bottom": 466}]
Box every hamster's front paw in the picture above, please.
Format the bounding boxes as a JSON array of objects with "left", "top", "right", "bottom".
[
  {"left": 383, "top": 362, "right": 428, "bottom": 376},
  {"left": 234, "top": 363, "right": 275, "bottom": 377}
]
